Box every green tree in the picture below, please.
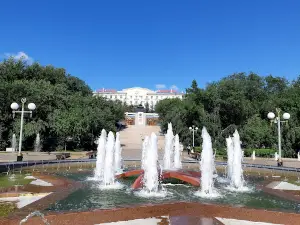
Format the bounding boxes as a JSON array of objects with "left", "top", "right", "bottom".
[
  {"left": 156, "top": 73, "right": 300, "bottom": 157},
  {"left": 0, "top": 59, "right": 125, "bottom": 151},
  {"left": 145, "top": 102, "right": 150, "bottom": 113}
]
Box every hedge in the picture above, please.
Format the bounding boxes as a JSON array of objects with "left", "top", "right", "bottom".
[
  {"left": 191, "top": 147, "right": 277, "bottom": 158},
  {"left": 243, "top": 148, "right": 276, "bottom": 157}
]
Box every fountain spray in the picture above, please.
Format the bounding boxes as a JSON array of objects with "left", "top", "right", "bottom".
[
  {"left": 163, "top": 122, "right": 174, "bottom": 170},
  {"left": 34, "top": 133, "right": 41, "bottom": 152},
  {"left": 230, "top": 130, "right": 245, "bottom": 190},
  {"left": 226, "top": 137, "right": 234, "bottom": 180},
  {"left": 114, "top": 132, "right": 123, "bottom": 174},
  {"left": 141, "top": 136, "right": 149, "bottom": 170},
  {"left": 143, "top": 132, "right": 159, "bottom": 193},
  {"left": 174, "top": 134, "right": 182, "bottom": 169},
  {"left": 12, "top": 134, "right": 17, "bottom": 152},
  {"left": 103, "top": 131, "right": 115, "bottom": 186},
  {"left": 196, "top": 127, "right": 219, "bottom": 198},
  {"left": 94, "top": 129, "right": 107, "bottom": 181}
]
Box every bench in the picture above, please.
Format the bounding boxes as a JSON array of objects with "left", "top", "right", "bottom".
[
  {"left": 56, "top": 153, "right": 71, "bottom": 160},
  {"left": 190, "top": 152, "right": 201, "bottom": 161},
  {"left": 86, "top": 151, "right": 97, "bottom": 159}
]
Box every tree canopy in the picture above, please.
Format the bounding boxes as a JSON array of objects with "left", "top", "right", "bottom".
[
  {"left": 156, "top": 73, "right": 300, "bottom": 157},
  {"left": 0, "top": 58, "right": 125, "bottom": 151}
]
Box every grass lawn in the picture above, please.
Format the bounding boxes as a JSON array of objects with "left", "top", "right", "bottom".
[
  {"left": 287, "top": 179, "right": 300, "bottom": 186},
  {"left": 0, "top": 174, "right": 34, "bottom": 188},
  {"left": 0, "top": 202, "right": 17, "bottom": 217}
]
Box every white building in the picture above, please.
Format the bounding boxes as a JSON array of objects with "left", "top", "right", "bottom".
[{"left": 93, "top": 87, "right": 184, "bottom": 108}]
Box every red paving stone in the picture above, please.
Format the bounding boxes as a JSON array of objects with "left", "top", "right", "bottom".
[{"left": 4, "top": 202, "right": 300, "bottom": 225}]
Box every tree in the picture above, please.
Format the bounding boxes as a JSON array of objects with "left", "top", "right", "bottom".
[
  {"left": 145, "top": 102, "right": 150, "bottom": 113},
  {"left": 0, "top": 59, "right": 125, "bottom": 151},
  {"left": 156, "top": 73, "right": 300, "bottom": 157}
]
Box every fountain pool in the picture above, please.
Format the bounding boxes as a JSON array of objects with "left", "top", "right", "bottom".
[{"left": 46, "top": 171, "right": 300, "bottom": 214}]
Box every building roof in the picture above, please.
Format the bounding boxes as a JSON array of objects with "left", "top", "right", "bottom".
[
  {"left": 121, "top": 87, "right": 155, "bottom": 93},
  {"left": 156, "top": 89, "right": 178, "bottom": 93},
  {"left": 94, "top": 87, "right": 184, "bottom": 95},
  {"left": 96, "top": 88, "right": 117, "bottom": 93}
]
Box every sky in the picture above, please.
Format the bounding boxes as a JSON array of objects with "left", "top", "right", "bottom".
[{"left": 0, "top": 1, "right": 300, "bottom": 92}]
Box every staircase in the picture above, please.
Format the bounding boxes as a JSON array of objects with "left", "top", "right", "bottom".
[{"left": 119, "top": 125, "right": 165, "bottom": 160}]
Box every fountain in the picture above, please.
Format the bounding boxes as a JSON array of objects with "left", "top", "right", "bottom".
[
  {"left": 34, "top": 133, "right": 41, "bottom": 152},
  {"left": 103, "top": 131, "right": 116, "bottom": 186},
  {"left": 252, "top": 150, "right": 256, "bottom": 160},
  {"left": 195, "top": 127, "right": 219, "bottom": 198},
  {"left": 226, "top": 137, "right": 234, "bottom": 180},
  {"left": 94, "top": 129, "right": 107, "bottom": 181},
  {"left": 173, "top": 134, "right": 182, "bottom": 169},
  {"left": 118, "top": 131, "right": 200, "bottom": 190},
  {"left": 163, "top": 122, "right": 174, "bottom": 170},
  {"left": 229, "top": 130, "right": 247, "bottom": 191},
  {"left": 114, "top": 132, "right": 123, "bottom": 174},
  {"left": 142, "top": 132, "right": 159, "bottom": 193},
  {"left": 10, "top": 122, "right": 300, "bottom": 225},
  {"left": 12, "top": 134, "right": 17, "bottom": 152},
  {"left": 141, "top": 136, "right": 149, "bottom": 170}
]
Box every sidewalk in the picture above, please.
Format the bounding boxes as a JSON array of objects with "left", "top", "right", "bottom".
[
  {"left": 1, "top": 151, "right": 300, "bottom": 169},
  {"left": 0, "top": 151, "right": 86, "bottom": 163},
  {"left": 242, "top": 157, "right": 300, "bottom": 168}
]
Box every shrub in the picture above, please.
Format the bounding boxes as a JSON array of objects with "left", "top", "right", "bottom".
[
  {"left": 243, "top": 148, "right": 276, "bottom": 157},
  {"left": 194, "top": 146, "right": 201, "bottom": 152}
]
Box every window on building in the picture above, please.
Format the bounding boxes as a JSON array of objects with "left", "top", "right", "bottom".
[
  {"left": 151, "top": 96, "right": 153, "bottom": 99},
  {"left": 110, "top": 95, "right": 112, "bottom": 98}
]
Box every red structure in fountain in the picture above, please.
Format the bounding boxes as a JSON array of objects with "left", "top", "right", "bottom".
[{"left": 116, "top": 169, "right": 201, "bottom": 189}]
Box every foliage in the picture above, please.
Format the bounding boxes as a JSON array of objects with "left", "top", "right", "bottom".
[
  {"left": 156, "top": 73, "right": 300, "bottom": 157},
  {"left": 145, "top": 102, "right": 150, "bottom": 113},
  {"left": 0, "top": 203, "right": 16, "bottom": 217},
  {"left": 243, "top": 148, "right": 277, "bottom": 157},
  {"left": 0, "top": 58, "right": 125, "bottom": 151},
  {"left": 0, "top": 174, "right": 34, "bottom": 188}
]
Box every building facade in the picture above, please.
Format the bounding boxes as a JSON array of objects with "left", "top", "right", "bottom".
[{"left": 93, "top": 87, "right": 184, "bottom": 108}]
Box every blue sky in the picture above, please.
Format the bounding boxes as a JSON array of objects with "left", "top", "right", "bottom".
[{"left": 0, "top": 1, "right": 299, "bottom": 92}]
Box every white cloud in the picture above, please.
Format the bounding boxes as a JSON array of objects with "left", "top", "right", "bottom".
[
  {"left": 155, "top": 84, "right": 166, "bottom": 89},
  {"left": 170, "top": 85, "right": 179, "bottom": 91},
  {"left": 4, "top": 51, "right": 33, "bottom": 64}
]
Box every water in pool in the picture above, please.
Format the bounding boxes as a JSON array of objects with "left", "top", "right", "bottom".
[{"left": 47, "top": 171, "right": 300, "bottom": 213}]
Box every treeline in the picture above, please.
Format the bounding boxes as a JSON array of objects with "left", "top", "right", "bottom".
[
  {"left": 156, "top": 73, "right": 300, "bottom": 157},
  {"left": 0, "top": 59, "right": 125, "bottom": 151}
]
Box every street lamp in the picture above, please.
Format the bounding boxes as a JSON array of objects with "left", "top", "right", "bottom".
[
  {"left": 11, "top": 98, "right": 36, "bottom": 161},
  {"left": 189, "top": 125, "right": 198, "bottom": 148},
  {"left": 267, "top": 108, "right": 290, "bottom": 165}
]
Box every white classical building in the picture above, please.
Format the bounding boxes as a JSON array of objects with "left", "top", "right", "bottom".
[{"left": 93, "top": 87, "right": 184, "bottom": 108}]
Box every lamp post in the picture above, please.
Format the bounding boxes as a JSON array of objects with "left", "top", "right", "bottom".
[
  {"left": 267, "top": 108, "right": 290, "bottom": 165},
  {"left": 11, "top": 98, "right": 36, "bottom": 161},
  {"left": 189, "top": 125, "right": 198, "bottom": 148}
]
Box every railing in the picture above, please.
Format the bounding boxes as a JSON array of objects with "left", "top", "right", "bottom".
[{"left": 1, "top": 158, "right": 300, "bottom": 173}]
